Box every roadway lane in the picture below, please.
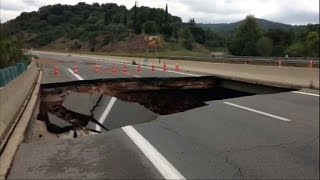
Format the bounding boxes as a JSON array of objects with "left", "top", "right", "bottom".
[
  {"left": 133, "top": 92, "right": 319, "bottom": 179},
  {"left": 8, "top": 52, "right": 319, "bottom": 179},
  {"left": 36, "top": 52, "right": 201, "bottom": 84}
]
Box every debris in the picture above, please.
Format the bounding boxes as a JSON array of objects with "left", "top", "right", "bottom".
[
  {"left": 62, "top": 92, "right": 101, "bottom": 116},
  {"left": 46, "top": 113, "right": 73, "bottom": 134}
]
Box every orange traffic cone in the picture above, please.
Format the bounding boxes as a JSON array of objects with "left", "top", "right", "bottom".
[
  {"left": 74, "top": 64, "right": 79, "bottom": 74},
  {"left": 123, "top": 63, "right": 128, "bottom": 73},
  {"left": 95, "top": 64, "right": 100, "bottom": 73},
  {"left": 112, "top": 64, "right": 117, "bottom": 73},
  {"left": 151, "top": 63, "right": 155, "bottom": 72},
  {"left": 163, "top": 62, "right": 167, "bottom": 71},
  {"left": 175, "top": 63, "right": 180, "bottom": 72},
  {"left": 137, "top": 63, "right": 142, "bottom": 72},
  {"left": 54, "top": 65, "right": 60, "bottom": 77}
]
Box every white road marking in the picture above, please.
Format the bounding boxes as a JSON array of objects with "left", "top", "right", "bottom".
[
  {"left": 122, "top": 126, "right": 185, "bottom": 180},
  {"left": 132, "top": 74, "right": 141, "bottom": 77},
  {"left": 96, "top": 97, "right": 117, "bottom": 132},
  {"left": 224, "top": 102, "right": 291, "bottom": 122},
  {"left": 67, "top": 68, "right": 84, "bottom": 80},
  {"left": 292, "top": 91, "right": 319, "bottom": 97}
]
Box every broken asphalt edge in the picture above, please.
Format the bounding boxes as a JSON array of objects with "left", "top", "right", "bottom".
[{"left": 0, "top": 69, "right": 42, "bottom": 179}]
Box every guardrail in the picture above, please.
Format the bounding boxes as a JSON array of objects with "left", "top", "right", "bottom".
[
  {"left": 0, "top": 63, "right": 28, "bottom": 87},
  {"left": 158, "top": 55, "right": 320, "bottom": 68}
]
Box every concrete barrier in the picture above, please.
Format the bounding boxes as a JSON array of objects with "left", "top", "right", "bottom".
[{"left": 0, "top": 61, "right": 39, "bottom": 144}]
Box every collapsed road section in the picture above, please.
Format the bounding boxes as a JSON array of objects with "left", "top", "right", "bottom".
[{"left": 30, "top": 76, "right": 296, "bottom": 141}]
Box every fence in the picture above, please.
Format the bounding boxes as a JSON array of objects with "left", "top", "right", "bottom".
[{"left": 0, "top": 63, "right": 28, "bottom": 87}]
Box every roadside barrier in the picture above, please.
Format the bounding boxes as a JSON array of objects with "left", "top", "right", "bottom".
[{"left": 0, "top": 63, "right": 27, "bottom": 87}]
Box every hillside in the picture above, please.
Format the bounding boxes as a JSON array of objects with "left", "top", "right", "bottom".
[{"left": 198, "top": 18, "right": 306, "bottom": 32}]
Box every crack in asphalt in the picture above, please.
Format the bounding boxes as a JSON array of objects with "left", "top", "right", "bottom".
[
  {"left": 225, "top": 153, "right": 244, "bottom": 178},
  {"left": 88, "top": 94, "right": 109, "bottom": 131},
  {"left": 156, "top": 121, "right": 319, "bottom": 178}
]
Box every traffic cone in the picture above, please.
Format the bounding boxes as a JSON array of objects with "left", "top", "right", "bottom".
[
  {"left": 95, "top": 64, "right": 100, "bottom": 73},
  {"left": 74, "top": 64, "right": 79, "bottom": 74},
  {"left": 151, "top": 63, "right": 155, "bottom": 72},
  {"left": 163, "top": 62, "right": 167, "bottom": 71},
  {"left": 112, "top": 64, "right": 117, "bottom": 73},
  {"left": 278, "top": 61, "right": 282, "bottom": 67},
  {"left": 137, "top": 63, "right": 142, "bottom": 72},
  {"left": 123, "top": 63, "right": 127, "bottom": 73},
  {"left": 309, "top": 61, "right": 314, "bottom": 68},
  {"left": 175, "top": 63, "right": 180, "bottom": 72},
  {"left": 54, "top": 65, "right": 60, "bottom": 77}
]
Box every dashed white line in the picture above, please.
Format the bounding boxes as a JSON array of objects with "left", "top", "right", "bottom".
[
  {"left": 67, "top": 68, "right": 84, "bottom": 80},
  {"left": 223, "top": 102, "right": 291, "bottom": 122},
  {"left": 122, "top": 126, "right": 185, "bottom": 180},
  {"left": 292, "top": 91, "right": 319, "bottom": 97},
  {"left": 132, "top": 74, "right": 141, "bottom": 77},
  {"left": 96, "top": 97, "right": 117, "bottom": 132}
]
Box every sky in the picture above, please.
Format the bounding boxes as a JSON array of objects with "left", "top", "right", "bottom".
[{"left": 0, "top": 0, "right": 319, "bottom": 25}]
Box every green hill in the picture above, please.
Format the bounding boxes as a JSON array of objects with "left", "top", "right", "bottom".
[{"left": 198, "top": 18, "right": 306, "bottom": 32}]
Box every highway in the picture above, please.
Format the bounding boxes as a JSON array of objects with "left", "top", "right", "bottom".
[{"left": 8, "top": 52, "right": 319, "bottom": 179}]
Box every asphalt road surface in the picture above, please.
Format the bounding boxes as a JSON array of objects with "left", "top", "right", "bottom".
[{"left": 8, "top": 52, "right": 319, "bottom": 179}]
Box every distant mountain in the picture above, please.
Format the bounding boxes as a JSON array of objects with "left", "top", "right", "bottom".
[{"left": 198, "top": 18, "right": 306, "bottom": 32}]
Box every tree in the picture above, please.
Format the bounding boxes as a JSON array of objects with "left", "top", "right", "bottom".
[
  {"left": 229, "top": 15, "right": 262, "bottom": 56},
  {"left": 179, "top": 27, "right": 193, "bottom": 50},
  {"left": 305, "top": 31, "right": 319, "bottom": 57},
  {"left": 165, "top": 4, "right": 168, "bottom": 23},
  {"left": 286, "top": 42, "right": 305, "bottom": 57},
  {"left": 256, "top": 37, "right": 273, "bottom": 56},
  {"left": 123, "top": 10, "right": 128, "bottom": 26},
  {"left": 143, "top": 21, "right": 158, "bottom": 35}
]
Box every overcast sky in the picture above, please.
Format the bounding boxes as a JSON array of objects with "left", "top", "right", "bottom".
[{"left": 0, "top": 0, "right": 319, "bottom": 25}]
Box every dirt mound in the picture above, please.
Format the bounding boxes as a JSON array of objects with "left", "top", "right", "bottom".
[{"left": 102, "top": 35, "right": 149, "bottom": 53}]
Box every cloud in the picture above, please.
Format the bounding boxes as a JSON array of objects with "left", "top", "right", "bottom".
[{"left": 0, "top": 0, "right": 319, "bottom": 25}]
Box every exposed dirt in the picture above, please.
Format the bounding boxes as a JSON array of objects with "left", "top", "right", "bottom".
[
  {"left": 116, "top": 90, "right": 207, "bottom": 115},
  {"left": 102, "top": 35, "right": 149, "bottom": 53}
]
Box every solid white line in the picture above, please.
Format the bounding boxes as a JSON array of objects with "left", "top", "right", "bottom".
[
  {"left": 292, "top": 91, "right": 319, "bottom": 97},
  {"left": 122, "top": 126, "right": 185, "bottom": 180},
  {"left": 223, "top": 102, "right": 291, "bottom": 122},
  {"left": 132, "top": 74, "right": 141, "bottom": 77},
  {"left": 122, "top": 126, "right": 185, "bottom": 179},
  {"left": 67, "top": 68, "right": 84, "bottom": 80},
  {"left": 96, "top": 97, "right": 117, "bottom": 132}
]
